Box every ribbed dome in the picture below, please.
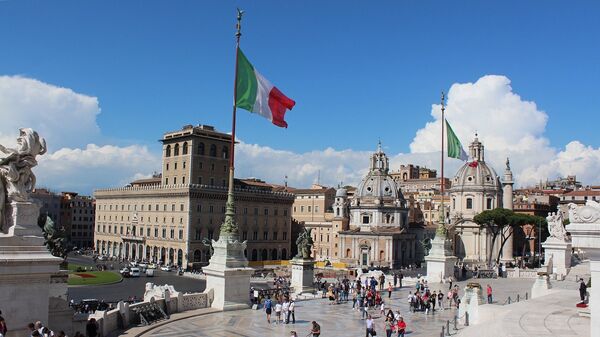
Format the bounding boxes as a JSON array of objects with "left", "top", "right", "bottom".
[
  {"left": 355, "top": 143, "right": 404, "bottom": 204},
  {"left": 451, "top": 136, "right": 500, "bottom": 191}
]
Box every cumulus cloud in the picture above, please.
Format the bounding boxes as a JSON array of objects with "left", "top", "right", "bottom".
[
  {"left": 0, "top": 76, "right": 158, "bottom": 194},
  {"left": 0, "top": 76, "right": 101, "bottom": 150}
]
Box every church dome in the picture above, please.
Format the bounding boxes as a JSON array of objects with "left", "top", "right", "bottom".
[
  {"left": 336, "top": 187, "right": 348, "bottom": 198},
  {"left": 451, "top": 136, "right": 501, "bottom": 190},
  {"left": 355, "top": 142, "right": 404, "bottom": 204}
]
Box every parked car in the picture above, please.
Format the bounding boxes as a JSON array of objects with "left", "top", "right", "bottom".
[
  {"left": 130, "top": 267, "right": 141, "bottom": 277},
  {"left": 146, "top": 269, "right": 155, "bottom": 277},
  {"left": 139, "top": 262, "right": 148, "bottom": 269},
  {"left": 160, "top": 265, "right": 172, "bottom": 272},
  {"left": 119, "top": 267, "right": 131, "bottom": 278}
]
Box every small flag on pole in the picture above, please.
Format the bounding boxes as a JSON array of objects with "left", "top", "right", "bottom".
[
  {"left": 235, "top": 48, "right": 296, "bottom": 128},
  {"left": 446, "top": 119, "right": 468, "bottom": 161}
]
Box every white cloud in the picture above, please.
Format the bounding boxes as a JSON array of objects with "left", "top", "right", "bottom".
[
  {"left": 0, "top": 76, "right": 158, "bottom": 194},
  {"left": 0, "top": 76, "right": 101, "bottom": 150}
]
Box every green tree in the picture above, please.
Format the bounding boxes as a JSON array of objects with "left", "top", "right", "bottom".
[{"left": 473, "top": 209, "right": 545, "bottom": 266}]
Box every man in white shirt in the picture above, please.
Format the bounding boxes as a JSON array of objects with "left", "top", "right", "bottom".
[
  {"left": 282, "top": 299, "right": 290, "bottom": 324},
  {"left": 365, "top": 314, "right": 375, "bottom": 337}
]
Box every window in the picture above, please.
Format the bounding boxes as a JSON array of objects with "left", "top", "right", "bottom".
[
  {"left": 273, "top": 232, "right": 278, "bottom": 240},
  {"left": 210, "top": 144, "right": 217, "bottom": 157},
  {"left": 301, "top": 206, "right": 305, "bottom": 212},
  {"left": 308, "top": 206, "right": 312, "bottom": 212},
  {"left": 154, "top": 228, "right": 158, "bottom": 237},
  {"left": 209, "top": 205, "right": 214, "bottom": 213},
  {"left": 172, "top": 204, "right": 175, "bottom": 211},
  {"left": 147, "top": 228, "right": 150, "bottom": 236},
  {"left": 283, "top": 232, "right": 287, "bottom": 240},
  {"left": 165, "top": 145, "right": 171, "bottom": 157},
  {"left": 197, "top": 143, "right": 205, "bottom": 155},
  {"left": 264, "top": 208, "right": 269, "bottom": 216},
  {"left": 183, "top": 161, "right": 186, "bottom": 169},
  {"left": 466, "top": 198, "right": 473, "bottom": 209},
  {"left": 179, "top": 229, "right": 183, "bottom": 240},
  {"left": 222, "top": 146, "right": 228, "bottom": 159},
  {"left": 173, "top": 143, "right": 180, "bottom": 156},
  {"left": 210, "top": 178, "right": 214, "bottom": 185},
  {"left": 263, "top": 231, "right": 268, "bottom": 240},
  {"left": 166, "top": 163, "right": 169, "bottom": 171},
  {"left": 244, "top": 208, "right": 248, "bottom": 215},
  {"left": 486, "top": 198, "right": 493, "bottom": 209},
  {"left": 283, "top": 209, "right": 288, "bottom": 216},
  {"left": 170, "top": 229, "right": 175, "bottom": 239},
  {"left": 174, "top": 162, "right": 178, "bottom": 170},
  {"left": 182, "top": 142, "right": 188, "bottom": 155},
  {"left": 253, "top": 231, "right": 258, "bottom": 240},
  {"left": 242, "top": 231, "right": 248, "bottom": 240},
  {"left": 180, "top": 204, "right": 184, "bottom": 211},
  {"left": 162, "top": 229, "right": 166, "bottom": 238},
  {"left": 315, "top": 206, "right": 319, "bottom": 213},
  {"left": 198, "top": 176, "right": 202, "bottom": 184},
  {"left": 254, "top": 208, "right": 259, "bottom": 215},
  {"left": 452, "top": 198, "right": 456, "bottom": 209},
  {"left": 362, "top": 215, "right": 369, "bottom": 224},
  {"left": 165, "top": 178, "right": 169, "bottom": 185}
]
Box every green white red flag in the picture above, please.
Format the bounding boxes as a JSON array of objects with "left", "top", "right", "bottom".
[
  {"left": 446, "top": 119, "right": 468, "bottom": 161},
  {"left": 235, "top": 48, "right": 295, "bottom": 128}
]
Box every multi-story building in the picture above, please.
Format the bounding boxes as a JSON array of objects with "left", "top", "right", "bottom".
[
  {"left": 61, "top": 192, "right": 96, "bottom": 249},
  {"left": 93, "top": 124, "right": 295, "bottom": 268},
  {"left": 390, "top": 164, "right": 451, "bottom": 194},
  {"left": 32, "top": 188, "right": 62, "bottom": 228},
  {"left": 32, "top": 189, "right": 96, "bottom": 249}
]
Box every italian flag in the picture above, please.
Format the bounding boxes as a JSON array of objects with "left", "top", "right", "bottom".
[
  {"left": 235, "top": 48, "right": 296, "bottom": 128},
  {"left": 446, "top": 119, "right": 468, "bottom": 161}
]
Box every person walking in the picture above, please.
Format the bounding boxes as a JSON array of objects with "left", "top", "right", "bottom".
[
  {"left": 282, "top": 298, "right": 290, "bottom": 324},
  {"left": 274, "top": 300, "right": 283, "bottom": 324},
  {"left": 396, "top": 317, "right": 407, "bottom": 337},
  {"left": 579, "top": 278, "right": 588, "bottom": 303},
  {"left": 288, "top": 299, "right": 296, "bottom": 324},
  {"left": 263, "top": 296, "right": 273, "bottom": 324},
  {"left": 399, "top": 272, "right": 403, "bottom": 288},
  {"left": 388, "top": 282, "right": 393, "bottom": 299},
  {"left": 486, "top": 284, "right": 493, "bottom": 304},
  {"left": 365, "top": 314, "right": 376, "bottom": 337},
  {"left": 384, "top": 316, "right": 394, "bottom": 337},
  {"left": 437, "top": 290, "right": 444, "bottom": 310}
]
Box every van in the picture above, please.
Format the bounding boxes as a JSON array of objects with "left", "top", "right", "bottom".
[
  {"left": 146, "top": 269, "right": 154, "bottom": 277},
  {"left": 130, "top": 267, "right": 141, "bottom": 277}
]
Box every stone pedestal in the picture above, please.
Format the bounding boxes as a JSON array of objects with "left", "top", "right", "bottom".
[
  {"left": 0, "top": 202, "right": 62, "bottom": 337},
  {"left": 425, "top": 234, "right": 458, "bottom": 283},
  {"left": 531, "top": 272, "right": 552, "bottom": 299},
  {"left": 542, "top": 238, "right": 572, "bottom": 277},
  {"left": 203, "top": 233, "right": 253, "bottom": 311},
  {"left": 459, "top": 283, "right": 484, "bottom": 325},
  {"left": 291, "top": 258, "right": 315, "bottom": 295}
]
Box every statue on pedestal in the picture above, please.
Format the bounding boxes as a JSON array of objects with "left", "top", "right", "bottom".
[
  {"left": 0, "top": 128, "right": 47, "bottom": 234},
  {"left": 546, "top": 211, "right": 569, "bottom": 242},
  {"left": 295, "top": 228, "right": 314, "bottom": 259}
]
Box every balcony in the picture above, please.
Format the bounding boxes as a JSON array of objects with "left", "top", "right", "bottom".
[{"left": 121, "top": 234, "right": 145, "bottom": 242}]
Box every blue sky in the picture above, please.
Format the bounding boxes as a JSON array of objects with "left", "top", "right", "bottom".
[{"left": 0, "top": 1, "right": 599, "bottom": 193}]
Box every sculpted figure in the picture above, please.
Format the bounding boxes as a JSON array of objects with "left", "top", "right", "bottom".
[
  {"left": 295, "top": 228, "right": 314, "bottom": 259},
  {"left": 546, "top": 211, "right": 568, "bottom": 242},
  {"left": 0, "top": 128, "right": 46, "bottom": 233}
]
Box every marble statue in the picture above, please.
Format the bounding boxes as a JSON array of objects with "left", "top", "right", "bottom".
[
  {"left": 546, "top": 211, "right": 569, "bottom": 242},
  {"left": 295, "top": 227, "right": 314, "bottom": 259},
  {"left": 0, "top": 128, "right": 47, "bottom": 233}
]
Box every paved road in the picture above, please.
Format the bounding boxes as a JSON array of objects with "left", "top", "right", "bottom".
[{"left": 67, "top": 254, "right": 206, "bottom": 303}]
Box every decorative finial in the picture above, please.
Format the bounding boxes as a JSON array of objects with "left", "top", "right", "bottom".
[
  {"left": 235, "top": 8, "right": 245, "bottom": 39},
  {"left": 377, "top": 140, "right": 382, "bottom": 153},
  {"left": 441, "top": 91, "right": 446, "bottom": 114},
  {"left": 506, "top": 157, "right": 510, "bottom": 170}
]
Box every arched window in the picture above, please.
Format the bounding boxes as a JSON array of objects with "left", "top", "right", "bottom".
[
  {"left": 379, "top": 250, "right": 385, "bottom": 261},
  {"left": 182, "top": 142, "right": 188, "bottom": 155},
  {"left": 222, "top": 146, "right": 229, "bottom": 159},
  {"left": 174, "top": 143, "right": 180, "bottom": 156},
  {"left": 210, "top": 144, "right": 217, "bottom": 157},
  {"left": 271, "top": 249, "right": 278, "bottom": 260},
  {"left": 261, "top": 249, "right": 268, "bottom": 261},
  {"left": 346, "top": 248, "right": 351, "bottom": 258},
  {"left": 165, "top": 145, "right": 171, "bottom": 157},
  {"left": 466, "top": 198, "right": 473, "bottom": 209},
  {"left": 281, "top": 249, "right": 287, "bottom": 260},
  {"left": 251, "top": 249, "right": 258, "bottom": 261},
  {"left": 197, "top": 143, "right": 205, "bottom": 155}
]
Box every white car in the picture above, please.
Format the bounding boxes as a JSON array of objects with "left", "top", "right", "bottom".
[
  {"left": 160, "top": 265, "right": 172, "bottom": 272},
  {"left": 130, "top": 267, "right": 141, "bottom": 277},
  {"left": 139, "top": 263, "right": 148, "bottom": 269}
]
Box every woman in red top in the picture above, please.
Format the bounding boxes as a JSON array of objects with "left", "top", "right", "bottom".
[{"left": 396, "top": 317, "right": 406, "bottom": 337}]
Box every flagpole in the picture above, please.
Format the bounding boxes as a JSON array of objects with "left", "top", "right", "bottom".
[
  {"left": 438, "top": 91, "right": 446, "bottom": 235},
  {"left": 220, "top": 8, "right": 244, "bottom": 238}
]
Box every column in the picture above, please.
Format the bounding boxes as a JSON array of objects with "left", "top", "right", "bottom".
[{"left": 501, "top": 227, "right": 513, "bottom": 262}]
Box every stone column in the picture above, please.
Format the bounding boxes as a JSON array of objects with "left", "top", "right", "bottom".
[{"left": 291, "top": 257, "right": 316, "bottom": 295}]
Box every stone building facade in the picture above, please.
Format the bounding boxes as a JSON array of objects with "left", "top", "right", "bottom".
[
  {"left": 94, "top": 124, "right": 294, "bottom": 268},
  {"left": 448, "top": 136, "right": 514, "bottom": 264}
]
